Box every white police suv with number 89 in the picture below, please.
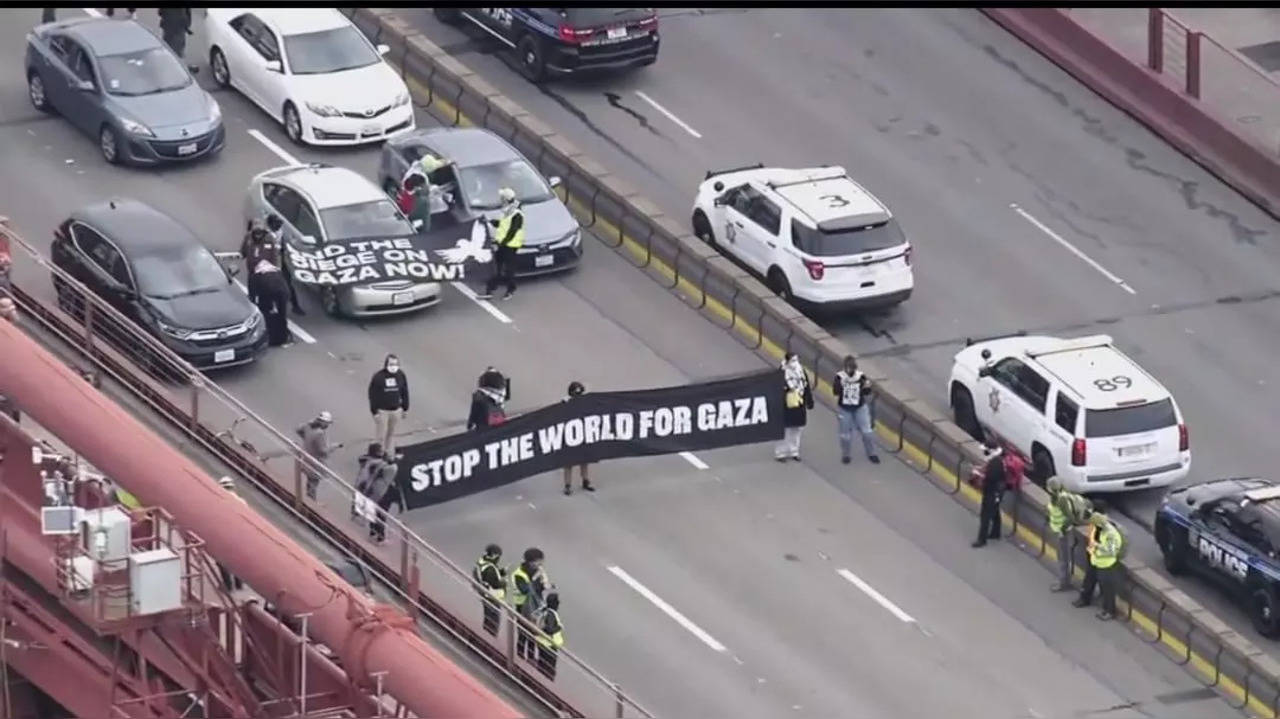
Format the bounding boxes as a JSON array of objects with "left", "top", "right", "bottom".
[{"left": 949, "top": 333, "right": 1190, "bottom": 494}]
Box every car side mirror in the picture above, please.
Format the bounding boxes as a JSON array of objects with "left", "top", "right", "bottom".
[
  {"left": 76, "top": 80, "right": 95, "bottom": 92},
  {"left": 547, "top": 176, "right": 562, "bottom": 188},
  {"left": 977, "top": 366, "right": 992, "bottom": 379},
  {"left": 377, "top": 43, "right": 391, "bottom": 56},
  {"left": 264, "top": 60, "right": 282, "bottom": 73}
]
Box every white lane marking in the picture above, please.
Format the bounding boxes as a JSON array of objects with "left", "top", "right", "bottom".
[
  {"left": 680, "top": 451, "right": 709, "bottom": 470},
  {"left": 607, "top": 565, "right": 727, "bottom": 652},
  {"left": 247, "top": 129, "right": 303, "bottom": 167},
  {"left": 634, "top": 91, "right": 703, "bottom": 139},
  {"left": 836, "top": 568, "right": 916, "bottom": 624},
  {"left": 1010, "top": 203, "right": 1136, "bottom": 295},
  {"left": 233, "top": 280, "right": 317, "bottom": 344},
  {"left": 449, "top": 282, "right": 513, "bottom": 324}
]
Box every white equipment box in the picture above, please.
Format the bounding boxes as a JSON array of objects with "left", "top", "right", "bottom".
[{"left": 129, "top": 548, "right": 183, "bottom": 616}]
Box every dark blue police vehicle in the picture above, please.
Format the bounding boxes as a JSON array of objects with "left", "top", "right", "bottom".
[{"left": 1156, "top": 477, "right": 1280, "bottom": 637}]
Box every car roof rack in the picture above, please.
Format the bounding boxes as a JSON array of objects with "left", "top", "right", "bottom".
[
  {"left": 765, "top": 170, "right": 848, "bottom": 191},
  {"left": 705, "top": 163, "right": 764, "bottom": 181},
  {"left": 964, "top": 330, "right": 1027, "bottom": 347},
  {"left": 1024, "top": 334, "right": 1114, "bottom": 359}
]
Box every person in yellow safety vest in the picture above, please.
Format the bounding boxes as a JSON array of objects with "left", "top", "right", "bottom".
[
  {"left": 534, "top": 592, "right": 565, "bottom": 680},
  {"left": 1073, "top": 513, "right": 1123, "bottom": 620},
  {"left": 510, "top": 547, "right": 550, "bottom": 661},
  {"left": 1046, "top": 477, "right": 1094, "bottom": 593},
  {"left": 114, "top": 486, "right": 142, "bottom": 510},
  {"left": 476, "top": 187, "right": 524, "bottom": 302},
  {"left": 473, "top": 544, "right": 507, "bottom": 637},
  {"left": 217, "top": 476, "right": 247, "bottom": 591}
]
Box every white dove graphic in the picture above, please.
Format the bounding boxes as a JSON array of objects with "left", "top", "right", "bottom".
[{"left": 435, "top": 220, "right": 493, "bottom": 265}]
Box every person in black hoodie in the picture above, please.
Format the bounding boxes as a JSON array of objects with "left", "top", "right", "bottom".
[
  {"left": 468, "top": 367, "right": 510, "bottom": 431},
  {"left": 368, "top": 355, "right": 409, "bottom": 452}
]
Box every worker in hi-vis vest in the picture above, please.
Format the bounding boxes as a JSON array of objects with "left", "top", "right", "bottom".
[
  {"left": 534, "top": 592, "right": 565, "bottom": 680},
  {"left": 477, "top": 187, "right": 524, "bottom": 301},
  {"left": 473, "top": 544, "right": 507, "bottom": 637},
  {"left": 1046, "top": 477, "right": 1093, "bottom": 592},
  {"left": 1073, "top": 512, "right": 1124, "bottom": 621},
  {"left": 510, "top": 547, "right": 550, "bottom": 661}
]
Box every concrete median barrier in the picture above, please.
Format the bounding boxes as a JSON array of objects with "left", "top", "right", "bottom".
[{"left": 345, "top": 6, "right": 1280, "bottom": 714}]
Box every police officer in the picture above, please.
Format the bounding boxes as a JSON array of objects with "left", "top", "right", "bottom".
[
  {"left": 971, "top": 438, "right": 1006, "bottom": 548},
  {"left": 264, "top": 214, "right": 305, "bottom": 315},
  {"left": 1046, "top": 477, "right": 1094, "bottom": 592},
  {"left": 241, "top": 220, "right": 293, "bottom": 347},
  {"left": 534, "top": 592, "right": 565, "bottom": 680},
  {"left": 1074, "top": 512, "right": 1124, "bottom": 620},
  {"left": 510, "top": 547, "right": 550, "bottom": 661},
  {"left": 477, "top": 187, "right": 523, "bottom": 301},
  {"left": 473, "top": 544, "right": 507, "bottom": 636}
]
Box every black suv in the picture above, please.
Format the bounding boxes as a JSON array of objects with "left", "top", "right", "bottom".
[
  {"left": 1156, "top": 477, "right": 1280, "bottom": 637},
  {"left": 435, "top": 7, "right": 659, "bottom": 81}
]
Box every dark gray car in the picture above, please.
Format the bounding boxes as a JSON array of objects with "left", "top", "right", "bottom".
[
  {"left": 378, "top": 127, "right": 583, "bottom": 276},
  {"left": 25, "top": 17, "right": 225, "bottom": 166}
]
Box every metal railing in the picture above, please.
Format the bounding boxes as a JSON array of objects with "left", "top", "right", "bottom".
[{"left": 0, "top": 226, "right": 651, "bottom": 719}]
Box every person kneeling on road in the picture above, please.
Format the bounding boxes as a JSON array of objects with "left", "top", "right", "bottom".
[
  {"left": 562, "top": 381, "right": 594, "bottom": 495},
  {"left": 1047, "top": 477, "right": 1094, "bottom": 592},
  {"left": 477, "top": 187, "right": 524, "bottom": 302},
  {"left": 1074, "top": 512, "right": 1125, "bottom": 621}
]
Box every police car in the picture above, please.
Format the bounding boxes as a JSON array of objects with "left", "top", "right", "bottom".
[
  {"left": 949, "top": 333, "right": 1190, "bottom": 494},
  {"left": 1156, "top": 479, "right": 1280, "bottom": 637},
  {"left": 433, "top": 8, "right": 659, "bottom": 81},
  {"left": 690, "top": 165, "right": 914, "bottom": 311}
]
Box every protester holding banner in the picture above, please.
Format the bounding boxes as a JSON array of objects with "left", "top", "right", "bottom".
[
  {"left": 562, "top": 381, "right": 594, "bottom": 495},
  {"left": 467, "top": 367, "right": 510, "bottom": 431},
  {"left": 775, "top": 353, "right": 814, "bottom": 462},
  {"left": 368, "top": 355, "right": 410, "bottom": 453}
]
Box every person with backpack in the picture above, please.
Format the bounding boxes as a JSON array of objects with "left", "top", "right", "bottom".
[
  {"left": 1046, "top": 477, "right": 1094, "bottom": 592},
  {"left": 468, "top": 367, "right": 510, "bottom": 431},
  {"left": 1073, "top": 512, "right": 1126, "bottom": 620}
]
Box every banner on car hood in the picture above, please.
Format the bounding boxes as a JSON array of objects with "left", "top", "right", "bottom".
[
  {"left": 394, "top": 369, "right": 785, "bottom": 510},
  {"left": 285, "top": 220, "right": 492, "bottom": 287}
]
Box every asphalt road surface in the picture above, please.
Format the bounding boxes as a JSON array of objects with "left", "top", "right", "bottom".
[
  {"left": 404, "top": 6, "right": 1280, "bottom": 660},
  {"left": 0, "top": 8, "right": 1241, "bottom": 717}
]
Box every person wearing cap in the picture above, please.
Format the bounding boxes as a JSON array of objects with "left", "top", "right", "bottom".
[
  {"left": 1046, "top": 477, "right": 1093, "bottom": 592},
  {"left": 971, "top": 437, "right": 1006, "bottom": 548},
  {"left": 1074, "top": 512, "right": 1125, "bottom": 620},
  {"left": 562, "top": 381, "right": 593, "bottom": 495},
  {"left": 476, "top": 187, "right": 524, "bottom": 301},
  {"left": 473, "top": 543, "right": 507, "bottom": 636},
  {"left": 534, "top": 592, "right": 565, "bottom": 679},
  {"left": 511, "top": 547, "right": 551, "bottom": 660},
  {"left": 296, "top": 411, "right": 339, "bottom": 500},
  {"left": 217, "top": 476, "right": 247, "bottom": 590}
]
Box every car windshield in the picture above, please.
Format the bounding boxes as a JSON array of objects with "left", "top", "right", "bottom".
[
  {"left": 459, "top": 160, "right": 552, "bottom": 210},
  {"left": 560, "top": 8, "right": 654, "bottom": 25},
  {"left": 1085, "top": 398, "right": 1178, "bottom": 438},
  {"left": 98, "top": 47, "right": 191, "bottom": 96},
  {"left": 283, "top": 26, "right": 379, "bottom": 75},
  {"left": 320, "top": 200, "right": 413, "bottom": 241},
  {"left": 133, "top": 246, "right": 227, "bottom": 299},
  {"left": 790, "top": 217, "right": 906, "bottom": 257}
]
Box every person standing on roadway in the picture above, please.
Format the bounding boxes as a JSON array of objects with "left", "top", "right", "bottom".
[
  {"left": 368, "top": 355, "right": 409, "bottom": 453},
  {"left": 473, "top": 544, "right": 507, "bottom": 637},
  {"left": 534, "top": 592, "right": 565, "bottom": 680},
  {"left": 775, "top": 353, "right": 814, "bottom": 462},
  {"left": 476, "top": 188, "right": 524, "bottom": 302},
  {"left": 241, "top": 219, "right": 293, "bottom": 348},
  {"left": 511, "top": 547, "right": 551, "bottom": 661},
  {"left": 105, "top": 8, "right": 137, "bottom": 19},
  {"left": 264, "top": 214, "right": 304, "bottom": 316},
  {"left": 157, "top": 8, "right": 196, "bottom": 72},
  {"left": 468, "top": 367, "right": 509, "bottom": 431},
  {"left": 296, "top": 411, "right": 338, "bottom": 500},
  {"left": 367, "top": 451, "right": 403, "bottom": 545},
  {"left": 1046, "top": 477, "right": 1094, "bottom": 592},
  {"left": 971, "top": 438, "right": 1006, "bottom": 548},
  {"left": 833, "top": 355, "right": 880, "bottom": 466},
  {"left": 1074, "top": 512, "right": 1124, "bottom": 620},
  {"left": 562, "top": 381, "right": 594, "bottom": 495}
]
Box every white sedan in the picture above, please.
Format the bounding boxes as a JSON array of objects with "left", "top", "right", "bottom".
[{"left": 205, "top": 8, "right": 414, "bottom": 146}]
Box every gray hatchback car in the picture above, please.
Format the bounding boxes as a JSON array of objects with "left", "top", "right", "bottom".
[
  {"left": 26, "top": 17, "right": 225, "bottom": 165},
  {"left": 378, "top": 127, "right": 583, "bottom": 276}
]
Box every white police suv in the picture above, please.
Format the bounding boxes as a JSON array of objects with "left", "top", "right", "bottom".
[
  {"left": 691, "top": 165, "right": 913, "bottom": 311},
  {"left": 949, "top": 333, "right": 1190, "bottom": 494}
]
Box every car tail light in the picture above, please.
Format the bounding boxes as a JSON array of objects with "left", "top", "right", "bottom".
[
  {"left": 903, "top": 245, "right": 912, "bottom": 266},
  {"left": 1071, "top": 439, "right": 1086, "bottom": 466},
  {"left": 1179, "top": 423, "right": 1188, "bottom": 452},
  {"left": 803, "top": 259, "right": 825, "bottom": 281},
  {"left": 639, "top": 13, "right": 658, "bottom": 28},
  {"left": 558, "top": 25, "right": 593, "bottom": 43}
]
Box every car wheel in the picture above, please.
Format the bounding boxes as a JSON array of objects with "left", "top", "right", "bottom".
[
  {"left": 1251, "top": 588, "right": 1280, "bottom": 638},
  {"left": 951, "top": 385, "right": 981, "bottom": 440},
  {"left": 516, "top": 35, "right": 547, "bottom": 82},
  {"left": 1031, "top": 445, "right": 1055, "bottom": 486},
  {"left": 99, "top": 125, "right": 121, "bottom": 165},
  {"left": 767, "top": 268, "right": 792, "bottom": 301},
  {"left": 283, "top": 102, "right": 304, "bottom": 146},
  {"left": 28, "top": 72, "right": 52, "bottom": 113},
  {"left": 692, "top": 210, "right": 717, "bottom": 249},
  {"left": 210, "top": 47, "right": 231, "bottom": 88},
  {"left": 433, "top": 8, "right": 461, "bottom": 24},
  {"left": 320, "top": 286, "right": 341, "bottom": 317},
  {"left": 1156, "top": 522, "right": 1186, "bottom": 576}
]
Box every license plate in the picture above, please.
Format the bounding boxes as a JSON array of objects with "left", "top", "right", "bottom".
[
  {"left": 607, "top": 26, "right": 627, "bottom": 39},
  {"left": 392, "top": 291, "right": 414, "bottom": 306},
  {"left": 1118, "top": 443, "right": 1153, "bottom": 457},
  {"left": 535, "top": 255, "right": 555, "bottom": 268},
  {"left": 214, "top": 349, "right": 235, "bottom": 363},
  {"left": 177, "top": 142, "right": 198, "bottom": 156},
  {"left": 362, "top": 124, "right": 381, "bottom": 136}
]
